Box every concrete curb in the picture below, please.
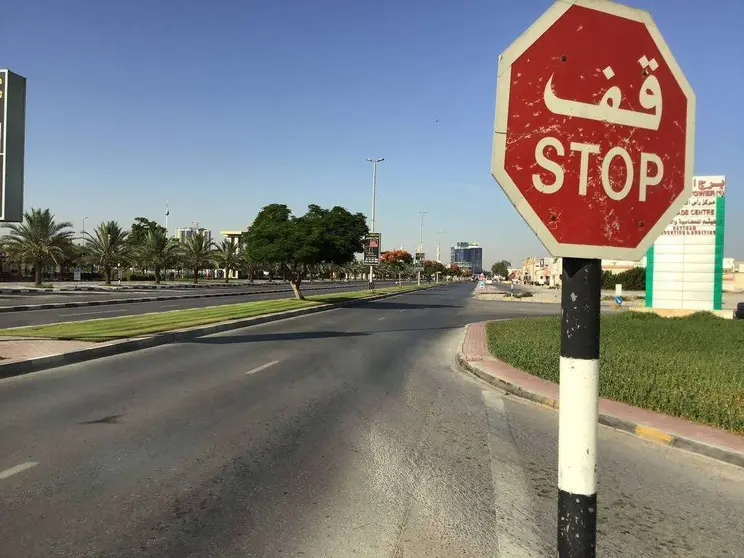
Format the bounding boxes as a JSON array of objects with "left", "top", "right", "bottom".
[
  {"left": 0, "top": 282, "right": 399, "bottom": 314},
  {"left": 455, "top": 324, "right": 744, "bottom": 470},
  {"left": 0, "top": 285, "right": 442, "bottom": 380}
]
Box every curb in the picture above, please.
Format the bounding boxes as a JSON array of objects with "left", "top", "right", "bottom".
[
  {"left": 455, "top": 324, "right": 744, "bottom": 470},
  {"left": 0, "top": 285, "right": 442, "bottom": 380},
  {"left": 0, "top": 282, "right": 399, "bottom": 314}
]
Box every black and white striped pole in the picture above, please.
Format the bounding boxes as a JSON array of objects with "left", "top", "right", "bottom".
[{"left": 558, "top": 257, "right": 601, "bottom": 557}]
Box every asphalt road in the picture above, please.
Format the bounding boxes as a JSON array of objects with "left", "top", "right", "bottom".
[
  {"left": 0, "top": 284, "right": 741, "bottom": 557},
  {"left": 0, "top": 281, "right": 400, "bottom": 328}
]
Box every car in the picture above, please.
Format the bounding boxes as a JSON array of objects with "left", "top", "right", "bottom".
[{"left": 736, "top": 302, "right": 744, "bottom": 319}]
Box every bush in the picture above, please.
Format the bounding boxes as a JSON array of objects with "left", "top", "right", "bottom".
[
  {"left": 486, "top": 313, "right": 744, "bottom": 433},
  {"left": 602, "top": 267, "right": 646, "bottom": 291}
]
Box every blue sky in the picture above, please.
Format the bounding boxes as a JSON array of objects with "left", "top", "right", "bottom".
[{"left": 3, "top": 0, "right": 742, "bottom": 265}]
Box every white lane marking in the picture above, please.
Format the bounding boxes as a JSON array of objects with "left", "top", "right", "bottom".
[
  {"left": 59, "top": 309, "right": 123, "bottom": 317},
  {"left": 245, "top": 360, "right": 280, "bottom": 375},
  {"left": 378, "top": 316, "right": 386, "bottom": 321},
  {"left": 482, "top": 390, "right": 547, "bottom": 557},
  {"left": 160, "top": 303, "right": 179, "bottom": 308},
  {"left": 0, "top": 461, "right": 39, "bottom": 480}
]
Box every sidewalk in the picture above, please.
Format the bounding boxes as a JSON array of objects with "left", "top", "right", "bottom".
[{"left": 457, "top": 321, "right": 744, "bottom": 468}]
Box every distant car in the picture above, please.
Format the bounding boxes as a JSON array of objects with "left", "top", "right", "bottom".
[{"left": 736, "top": 302, "right": 744, "bottom": 319}]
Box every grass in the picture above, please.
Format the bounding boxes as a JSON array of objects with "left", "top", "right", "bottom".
[
  {"left": 0, "top": 285, "right": 425, "bottom": 342},
  {"left": 486, "top": 312, "right": 744, "bottom": 433}
]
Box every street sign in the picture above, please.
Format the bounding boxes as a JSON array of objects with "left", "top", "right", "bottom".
[
  {"left": 491, "top": 1, "right": 695, "bottom": 260},
  {"left": 414, "top": 252, "right": 425, "bottom": 272},
  {"left": 362, "top": 233, "right": 381, "bottom": 266},
  {"left": 73, "top": 268, "right": 82, "bottom": 282},
  {"left": 0, "top": 70, "right": 27, "bottom": 222}
]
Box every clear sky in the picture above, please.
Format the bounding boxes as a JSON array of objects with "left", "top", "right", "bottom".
[{"left": 3, "top": 0, "right": 742, "bottom": 266}]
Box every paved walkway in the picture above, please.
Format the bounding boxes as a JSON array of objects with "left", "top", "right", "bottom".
[
  {"left": 0, "top": 336, "right": 95, "bottom": 363},
  {"left": 459, "top": 321, "right": 744, "bottom": 468}
]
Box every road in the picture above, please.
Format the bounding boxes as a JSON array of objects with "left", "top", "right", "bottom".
[
  {"left": 0, "top": 281, "right": 400, "bottom": 328},
  {"left": 0, "top": 284, "right": 741, "bottom": 557}
]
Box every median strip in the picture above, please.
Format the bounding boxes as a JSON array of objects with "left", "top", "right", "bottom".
[{"left": 0, "top": 285, "right": 425, "bottom": 342}]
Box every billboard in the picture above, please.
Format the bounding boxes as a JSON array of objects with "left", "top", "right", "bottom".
[
  {"left": 646, "top": 176, "right": 726, "bottom": 310},
  {"left": 0, "top": 70, "right": 26, "bottom": 222},
  {"left": 363, "top": 233, "right": 381, "bottom": 266}
]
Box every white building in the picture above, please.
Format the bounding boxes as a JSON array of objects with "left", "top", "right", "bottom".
[{"left": 175, "top": 227, "right": 212, "bottom": 244}]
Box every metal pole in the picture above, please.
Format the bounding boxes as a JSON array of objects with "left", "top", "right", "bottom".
[
  {"left": 367, "top": 158, "right": 384, "bottom": 290},
  {"left": 558, "top": 257, "right": 601, "bottom": 557}
]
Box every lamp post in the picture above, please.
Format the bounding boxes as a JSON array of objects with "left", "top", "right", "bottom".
[
  {"left": 366, "top": 157, "right": 384, "bottom": 290},
  {"left": 418, "top": 210, "right": 427, "bottom": 286},
  {"left": 81, "top": 216, "right": 89, "bottom": 246}
]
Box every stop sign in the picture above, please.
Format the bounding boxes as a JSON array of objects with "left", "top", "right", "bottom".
[{"left": 491, "top": 0, "right": 695, "bottom": 260}]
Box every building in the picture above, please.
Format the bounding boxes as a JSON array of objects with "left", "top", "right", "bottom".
[
  {"left": 174, "top": 227, "right": 212, "bottom": 244},
  {"left": 450, "top": 242, "right": 483, "bottom": 275}
]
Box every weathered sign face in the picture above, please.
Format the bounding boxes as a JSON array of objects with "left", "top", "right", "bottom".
[{"left": 491, "top": 0, "right": 695, "bottom": 260}]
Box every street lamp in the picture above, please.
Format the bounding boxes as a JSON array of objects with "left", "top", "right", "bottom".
[
  {"left": 417, "top": 210, "right": 427, "bottom": 286},
  {"left": 436, "top": 229, "right": 445, "bottom": 263},
  {"left": 366, "top": 157, "right": 384, "bottom": 289},
  {"left": 81, "top": 216, "right": 89, "bottom": 246}
]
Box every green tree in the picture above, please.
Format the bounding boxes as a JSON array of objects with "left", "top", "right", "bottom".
[
  {"left": 135, "top": 228, "right": 181, "bottom": 284},
  {"left": 214, "top": 239, "right": 241, "bottom": 283},
  {"left": 1, "top": 208, "right": 75, "bottom": 286},
  {"left": 127, "top": 217, "right": 166, "bottom": 268},
  {"left": 180, "top": 233, "right": 215, "bottom": 284},
  {"left": 84, "top": 221, "right": 130, "bottom": 285},
  {"left": 242, "top": 203, "right": 368, "bottom": 300},
  {"left": 491, "top": 260, "right": 511, "bottom": 279}
]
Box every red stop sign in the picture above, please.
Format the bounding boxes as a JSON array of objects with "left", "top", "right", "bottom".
[{"left": 491, "top": 0, "right": 695, "bottom": 260}]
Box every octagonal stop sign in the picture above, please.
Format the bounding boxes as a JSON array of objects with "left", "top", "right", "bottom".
[{"left": 491, "top": 0, "right": 695, "bottom": 260}]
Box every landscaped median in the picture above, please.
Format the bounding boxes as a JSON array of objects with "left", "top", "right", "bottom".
[
  {"left": 486, "top": 312, "right": 744, "bottom": 434},
  {"left": 0, "top": 285, "right": 426, "bottom": 342}
]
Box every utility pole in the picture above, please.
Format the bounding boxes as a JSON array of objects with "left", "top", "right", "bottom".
[
  {"left": 436, "top": 229, "right": 445, "bottom": 263},
  {"left": 418, "top": 210, "right": 427, "bottom": 286},
  {"left": 366, "top": 158, "right": 384, "bottom": 290}
]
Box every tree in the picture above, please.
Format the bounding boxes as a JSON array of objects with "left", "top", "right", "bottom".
[
  {"left": 180, "top": 233, "right": 215, "bottom": 283},
  {"left": 422, "top": 260, "right": 446, "bottom": 281},
  {"left": 491, "top": 260, "right": 511, "bottom": 279},
  {"left": 1, "top": 208, "right": 75, "bottom": 286},
  {"left": 242, "top": 203, "right": 368, "bottom": 300},
  {"left": 135, "top": 228, "right": 181, "bottom": 284},
  {"left": 127, "top": 217, "right": 166, "bottom": 269},
  {"left": 84, "top": 221, "right": 130, "bottom": 285},
  {"left": 381, "top": 249, "right": 413, "bottom": 265},
  {"left": 214, "top": 239, "right": 241, "bottom": 283}
]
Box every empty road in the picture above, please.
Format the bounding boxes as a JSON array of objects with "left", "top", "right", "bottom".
[{"left": 0, "top": 284, "right": 741, "bottom": 557}]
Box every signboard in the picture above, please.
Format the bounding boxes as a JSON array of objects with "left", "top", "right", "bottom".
[
  {"left": 73, "top": 268, "right": 82, "bottom": 282},
  {"left": 362, "top": 233, "right": 381, "bottom": 266},
  {"left": 414, "top": 252, "right": 425, "bottom": 271},
  {"left": 0, "top": 70, "right": 26, "bottom": 222},
  {"left": 490, "top": 1, "right": 695, "bottom": 260},
  {"left": 646, "top": 176, "right": 726, "bottom": 310}
]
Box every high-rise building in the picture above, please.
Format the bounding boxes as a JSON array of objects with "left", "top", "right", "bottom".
[
  {"left": 175, "top": 227, "right": 212, "bottom": 244},
  {"left": 450, "top": 242, "right": 483, "bottom": 275}
]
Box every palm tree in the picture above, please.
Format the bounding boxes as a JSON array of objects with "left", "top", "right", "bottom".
[
  {"left": 180, "top": 233, "right": 214, "bottom": 284},
  {"left": 135, "top": 228, "right": 181, "bottom": 284},
  {"left": 84, "top": 221, "right": 129, "bottom": 285},
  {"left": 214, "top": 239, "right": 240, "bottom": 283},
  {"left": 1, "top": 208, "right": 75, "bottom": 286}
]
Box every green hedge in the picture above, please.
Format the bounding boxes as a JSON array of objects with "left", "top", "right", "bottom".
[
  {"left": 486, "top": 312, "right": 744, "bottom": 433},
  {"left": 601, "top": 267, "right": 646, "bottom": 290}
]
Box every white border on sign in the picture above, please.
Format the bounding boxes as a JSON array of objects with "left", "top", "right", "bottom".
[{"left": 491, "top": 0, "right": 696, "bottom": 261}]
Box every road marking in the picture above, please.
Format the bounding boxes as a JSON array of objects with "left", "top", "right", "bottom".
[
  {"left": 378, "top": 316, "right": 386, "bottom": 321},
  {"left": 0, "top": 461, "right": 39, "bottom": 480},
  {"left": 160, "top": 303, "right": 180, "bottom": 308},
  {"left": 481, "top": 390, "right": 548, "bottom": 557},
  {"left": 59, "top": 309, "right": 123, "bottom": 317},
  {"left": 246, "top": 360, "right": 280, "bottom": 375}
]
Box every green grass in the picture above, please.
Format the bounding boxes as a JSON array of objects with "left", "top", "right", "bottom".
[
  {"left": 0, "top": 285, "right": 425, "bottom": 342},
  {"left": 486, "top": 312, "right": 744, "bottom": 433}
]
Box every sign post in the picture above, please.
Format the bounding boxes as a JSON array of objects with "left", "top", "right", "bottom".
[
  {"left": 0, "top": 70, "right": 27, "bottom": 223},
  {"left": 414, "top": 252, "right": 425, "bottom": 286},
  {"left": 491, "top": 1, "right": 694, "bottom": 555}
]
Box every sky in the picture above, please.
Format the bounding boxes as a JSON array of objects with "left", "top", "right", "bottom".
[{"left": 2, "top": 0, "right": 742, "bottom": 266}]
